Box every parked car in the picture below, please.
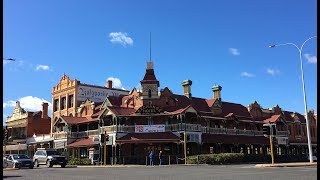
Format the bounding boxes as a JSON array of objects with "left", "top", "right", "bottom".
[
  {"left": 33, "top": 149, "right": 67, "bottom": 168},
  {"left": 6, "top": 154, "right": 34, "bottom": 169}
]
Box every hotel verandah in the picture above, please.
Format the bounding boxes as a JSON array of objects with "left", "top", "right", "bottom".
[{"left": 51, "top": 62, "right": 317, "bottom": 164}]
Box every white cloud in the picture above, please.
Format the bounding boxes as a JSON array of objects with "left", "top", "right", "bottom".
[
  {"left": 240, "top": 72, "right": 255, "bottom": 77},
  {"left": 36, "top": 65, "right": 50, "bottom": 71},
  {"left": 229, "top": 48, "right": 240, "bottom": 56},
  {"left": 3, "top": 96, "right": 52, "bottom": 112},
  {"left": 267, "top": 68, "right": 280, "bottom": 76},
  {"left": 106, "top": 77, "right": 123, "bottom": 89},
  {"left": 3, "top": 100, "right": 16, "bottom": 108},
  {"left": 109, "top": 32, "right": 133, "bottom": 46},
  {"left": 304, "top": 53, "right": 317, "bottom": 63}
]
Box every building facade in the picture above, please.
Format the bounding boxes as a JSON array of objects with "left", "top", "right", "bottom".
[
  {"left": 51, "top": 74, "right": 130, "bottom": 153},
  {"left": 4, "top": 101, "right": 52, "bottom": 157},
  {"left": 51, "top": 62, "right": 317, "bottom": 164}
]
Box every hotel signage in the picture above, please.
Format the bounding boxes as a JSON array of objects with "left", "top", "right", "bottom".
[
  {"left": 136, "top": 105, "right": 162, "bottom": 114},
  {"left": 135, "top": 125, "right": 165, "bottom": 133},
  {"left": 77, "top": 85, "right": 128, "bottom": 102}
]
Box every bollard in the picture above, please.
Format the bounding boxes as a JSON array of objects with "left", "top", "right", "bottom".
[{"left": 169, "top": 155, "right": 171, "bottom": 165}]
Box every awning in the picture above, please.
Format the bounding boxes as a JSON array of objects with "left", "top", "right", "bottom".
[
  {"left": 4, "top": 144, "right": 27, "bottom": 151},
  {"left": 67, "top": 138, "right": 99, "bottom": 148},
  {"left": 27, "top": 138, "right": 54, "bottom": 145},
  {"left": 116, "top": 132, "right": 180, "bottom": 144},
  {"left": 202, "top": 134, "right": 269, "bottom": 145}
]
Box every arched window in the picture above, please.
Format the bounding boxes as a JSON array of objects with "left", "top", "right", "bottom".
[{"left": 148, "top": 89, "right": 152, "bottom": 98}]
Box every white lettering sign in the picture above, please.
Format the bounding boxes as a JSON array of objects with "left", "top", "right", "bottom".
[
  {"left": 77, "top": 85, "right": 128, "bottom": 102},
  {"left": 135, "top": 125, "right": 165, "bottom": 133}
]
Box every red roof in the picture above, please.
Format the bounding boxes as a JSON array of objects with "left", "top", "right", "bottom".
[
  {"left": 140, "top": 69, "right": 159, "bottom": 86},
  {"left": 108, "top": 106, "right": 136, "bottom": 116},
  {"left": 222, "top": 102, "right": 252, "bottom": 119},
  {"left": 61, "top": 116, "right": 98, "bottom": 125},
  {"left": 263, "top": 115, "right": 281, "bottom": 123},
  {"left": 206, "top": 98, "right": 217, "bottom": 107},
  {"left": 116, "top": 132, "right": 179, "bottom": 143},
  {"left": 67, "top": 138, "right": 99, "bottom": 147},
  {"left": 107, "top": 96, "right": 123, "bottom": 106},
  {"left": 202, "top": 134, "right": 269, "bottom": 145}
]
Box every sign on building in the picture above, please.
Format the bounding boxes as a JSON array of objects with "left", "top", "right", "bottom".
[
  {"left": 135, "top": 125, "right": 165, "bottom": 133},
  {"left": 77, "top": 85, "right": 128, "bottom": 102},
  {"left": 276, "top": 137, "right": 288, "bottom": 145}
]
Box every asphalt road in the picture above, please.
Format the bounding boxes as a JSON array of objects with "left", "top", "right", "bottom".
[{"left": 3, "top": 164, "right": 317, "bottom": 180}]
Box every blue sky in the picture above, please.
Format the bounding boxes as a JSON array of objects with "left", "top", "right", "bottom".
[{"left": 3, "top": 0, "right": 317, "bottom": 125}]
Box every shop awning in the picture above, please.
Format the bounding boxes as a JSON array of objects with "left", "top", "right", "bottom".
[
  {"left": 66, "top": 138, "right": 99, "bottom": 148},
  {"left": 116, "top": 132, "right": 180, "bottom": 144},
  {"left": 4, "top": 144, "right": 27, "bottom": 151},
  {"left": 202, "top": 134, "right": 269, "bottom": 145}
]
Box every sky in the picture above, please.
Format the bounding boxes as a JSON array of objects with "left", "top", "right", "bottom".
[{"left": 3, "top": 0, "right": 317, "bottom": 125}]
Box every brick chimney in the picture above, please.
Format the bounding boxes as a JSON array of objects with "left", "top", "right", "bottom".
[
  {"left": 107, "top": 80, "right": 113, "bottom": 89},
  {"left": 42, "top": 102, "right": 48, "bottom": 119},
  {"left": 212, "top": 85, "right": 222, "bottom": 100},
  {"left": 182, "top": 80, "right": 192, "bottom": 98}
]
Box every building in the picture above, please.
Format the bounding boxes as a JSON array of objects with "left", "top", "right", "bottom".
[
  {"left": 51, "top": 74, "right": 130, "bottom": 154},
  {"left": 52, "top": 62, "right": 317, "bottom": 164},
  {"left": 4, "top": 101, "right": 52, "bottom": 157}
]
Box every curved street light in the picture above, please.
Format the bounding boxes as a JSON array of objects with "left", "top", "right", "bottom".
[{"left": 269, "top": 36, "right": 317, "bottom": 163}]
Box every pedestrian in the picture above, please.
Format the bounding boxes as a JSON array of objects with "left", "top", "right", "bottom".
[
  {"left": 159, "top": 151, "right": 163, "bottom": 165},
  {"left": 149, "top": 151, "right": 155, "bottom": 166}
]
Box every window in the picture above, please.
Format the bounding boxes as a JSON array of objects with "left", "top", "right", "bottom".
[
  {"left": 61, "top": 97, "right": 66, "bottom": 110},
  {"left": 54, "top": 99, "right": 59, "bottom": 111},
  {"left": 148, "top": 89, "right": 152, "bottom": 98},
  {"left": 80, "top": 148, "right": 87, "bottom": 158},
  {"left": 68, "top": 95, "right": 74, "bottom": 107}
]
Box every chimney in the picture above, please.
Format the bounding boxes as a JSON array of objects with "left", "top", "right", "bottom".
[
  {"left": 182, "top": 80, "right": 192, "bottom": 98},
  {"left": 42, "top": 102, "right": 48, "bottom": 119},
  {"left": 107, "top": 80, "right": 113, "bottom": 89},
  {"left": 212, "top": 85, "right": 222, "bottom": 100}
]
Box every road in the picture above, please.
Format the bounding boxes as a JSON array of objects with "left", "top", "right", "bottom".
[{"left": 3, "top": 164, "right": 317, "bottom": 180}]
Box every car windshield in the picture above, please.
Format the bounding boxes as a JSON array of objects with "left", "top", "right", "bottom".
[
  {"left": 12, "top": 154, "right": 30, "bottom": 159},
  {"left": 46, "top": 151, "right": 60, "bottom": 156}
]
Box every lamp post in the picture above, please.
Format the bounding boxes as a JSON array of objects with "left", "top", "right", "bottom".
[{"left": 269, "top": 36, "right": 317, "bottom": 163}]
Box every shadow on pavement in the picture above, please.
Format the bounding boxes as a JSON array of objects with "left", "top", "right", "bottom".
[{"left": 3, "top": 175, "right": 22, "bottom": 179}]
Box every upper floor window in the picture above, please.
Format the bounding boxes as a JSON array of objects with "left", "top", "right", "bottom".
[
  {"left": 54, "top": 99, "right": 59, "bottom": 111},
  {"left": 61, "top": 97, "right": 66, "bottom": 110},
  {"left": 68, "top": 95, "right": 74, "bottom": 108}
]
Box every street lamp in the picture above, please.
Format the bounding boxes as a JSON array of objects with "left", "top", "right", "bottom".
[{"left": 269, "top": 36, "right": 317, "bottom": 163}]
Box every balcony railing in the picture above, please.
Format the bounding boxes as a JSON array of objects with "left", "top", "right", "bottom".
[
  {"left": 276, "top": 131, "right": 288, "bottom": 136},
  {"left": 52, "top": 123, "right": 274, "bottom": 139}
]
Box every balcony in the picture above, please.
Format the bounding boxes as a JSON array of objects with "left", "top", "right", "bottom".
[
  {"left": 276, "top": 130, "right": 288, "bottom": 136},
  {"left": 53, "top": 123, "right": 273, "bottom": 139}
]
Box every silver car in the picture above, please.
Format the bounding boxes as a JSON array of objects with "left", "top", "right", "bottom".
[
  {"left": 6, "top": 154, "right": 34, "bottom": 169},
  {"left": 33, "top": 149, "right": 67, "bottom": 168}
]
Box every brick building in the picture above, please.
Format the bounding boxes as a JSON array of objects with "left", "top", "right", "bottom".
[
  {"left": 51, "top": 62, "right": 317, "bottom": 164},
  {"left": 4, "top": 101, "right": 51, "bottom": 157}
]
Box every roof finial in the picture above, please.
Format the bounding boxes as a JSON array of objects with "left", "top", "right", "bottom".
[{"left": 149, "top": 32, "right": 152, "bottom": 62}]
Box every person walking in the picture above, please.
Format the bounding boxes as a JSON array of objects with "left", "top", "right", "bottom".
[
  {"left": 149, "top": 151, "right": 155, "bottom": 166},
  {"left": 159, "top": 151, "right": 163, "bottom": 165}
]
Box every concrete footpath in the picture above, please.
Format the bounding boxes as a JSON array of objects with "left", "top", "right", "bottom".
[{"left": 255, "top": 162, "right": 317, "bottom": 167}]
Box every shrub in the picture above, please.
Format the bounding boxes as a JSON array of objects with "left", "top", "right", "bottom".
[{"left": 67, "top": 158, "right": 92, "bottom": 165}]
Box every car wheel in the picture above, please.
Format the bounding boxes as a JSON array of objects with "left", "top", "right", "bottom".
[
  {"left": 29, "top": 165, "right": 34, "bottom": 169},
  {"left": 13, "top": 163, "right": 21, "bottom": 169},
  {"left": 46, "top": 160, "right": 52, "bottom": 168},
  {"left": 61, "top": 164, "right": 66, "bottom": 168},
  {"left": 34, "top": 160, "right": 39, "bottom": 167}
]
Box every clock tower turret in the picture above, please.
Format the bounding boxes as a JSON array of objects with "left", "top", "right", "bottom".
[{"left": 140, "top": 61, "right": 160, "bottom": 99}]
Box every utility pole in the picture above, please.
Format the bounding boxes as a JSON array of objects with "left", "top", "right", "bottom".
[
  {"left": 184, "top": 126, "right": 187, "bottom": 165},
  {"left": 270, "top": 132, "right": 275, "bottom": 165},
  {"left": 104, "top": 131, "right": 107, "bottom": 166}
]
